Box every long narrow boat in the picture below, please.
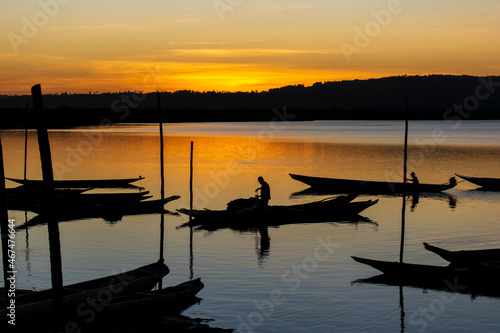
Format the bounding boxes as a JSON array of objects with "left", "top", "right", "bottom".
[
  {"left": 290, "top": 173, "right": 456, "bottom": 193},
  {"left": 6, "top": 190, "right": 151, "bottom": 210},
  {"left": 5, "top": 176, "right": 145, "bottom": 188},
  {"left": 85, "top": 278, "right": 204, "bottom": 318},
  {"left": 0, "top": 260, "right": 169, "bottom": 325},
  {"left": 15, "top": 195, "right": 181, "bottom": 228},
  {"left": 456, "top": 174, "right": 500, "bottom": 190},
  {"left": 424, "top": 242, "right": 500, "bottom": 266},
  {"left": 352, "top": 256, "right": 500, "bottom": 297},
  {"left": 29, "top": 195, "right": 180, "bottom": 215},
  {"left": 178, "top": 194, "right": 378, "bottom": 228}
]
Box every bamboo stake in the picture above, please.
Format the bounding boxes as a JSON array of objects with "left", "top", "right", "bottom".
[
  {"left": 24, "top": 102, "right": 29, "bottom": 182},
  {"left": 399, "top": 101, "right": 409, "bottom": 264},
  {"left": 189, "top": 141, "right": 194, "bottom": 280},
  {"left": 157, "top": 92, "right": 165, "bottom": 290}
]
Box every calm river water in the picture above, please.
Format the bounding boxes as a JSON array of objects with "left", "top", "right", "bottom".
[{"left": 2, "top": 120, "right": 500, "bottom": 332}]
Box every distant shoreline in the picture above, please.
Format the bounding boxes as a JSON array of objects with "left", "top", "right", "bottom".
[
  {"left": 1, "top": 75, "right": 499, "bottom": 128},
  {"left": 1, "top": 107, "right": 499, "bottom": 130}
]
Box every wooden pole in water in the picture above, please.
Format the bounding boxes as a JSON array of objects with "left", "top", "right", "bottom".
[
  {"left": 32, "top": 84, "right": 64, "bottom": 312},
  {"left": 190, "top": 141, "right": 194, "bottom": 219},
  {"left": 399, "top": 101, "right": 409, "bottom": 264},
  {"left": 189, "top": 141, "right": 194, "bottom": 280},
  {"left": 157, "top": 92, "right": 165, "bottom": 290},
  {"left": 0, "top": 137, "right": 11, "bottom": 299},
  {"left": 24, "top": 102, "right": 29, "bottom": 181}
]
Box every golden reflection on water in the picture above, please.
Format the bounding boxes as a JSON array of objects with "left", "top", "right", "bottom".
[{"left": 2, "top": 123, "right": 500, "bottom": 332}]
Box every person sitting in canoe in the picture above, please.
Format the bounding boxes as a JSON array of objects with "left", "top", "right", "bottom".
[
  {"left": 255, "top": 176, "right": 271, "bottom": 210},
  {"left": 448, "top": 176, "right": 457, "bottom": 187}
]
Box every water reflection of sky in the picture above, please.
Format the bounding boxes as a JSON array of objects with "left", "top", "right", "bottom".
[
  {"left": 70, "top": 120, "right": 500, "bottom": 146},
  {"left": 2, "top": 120, "right": 500, "bottom": 333}
]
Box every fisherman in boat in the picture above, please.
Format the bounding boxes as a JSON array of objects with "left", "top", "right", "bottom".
[
  {"left": 407, "top": 172, "right": 419, "bottom": 186},
  {"left": 405, "top": 172, "right": 420, "bottom": 193},
  {"left": 255, "top": 176, "right": 271, "bottom": 211},
  {"left": 448, "top": 176, "right": 457, "bottom": 187}
]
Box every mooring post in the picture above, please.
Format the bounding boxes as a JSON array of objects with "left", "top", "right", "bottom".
[
  {"left": 31, "top": 84, "right": 64, "bottom": 313},
  {"left": 189, "top": 141, "right": 194, "bottom": 280},
  {"left": 399, "top": 101, "right": 409, "bottom": 264},
  {"left": 157, "top": 92, "right": 165, "bottom": 290},
  {"left": 0, "top": 137, "right": 11, "bottom": 299}
]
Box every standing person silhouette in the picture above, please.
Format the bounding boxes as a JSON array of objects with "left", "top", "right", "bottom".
[
  {"left": 406, "top": 172, "right": 420, "bottom": 192},
  {"left": 255, "top": 176, "right": 271, "bottom": 210},
  {"left": 408, "top": 172, "right": 419, "bottom": 186}
]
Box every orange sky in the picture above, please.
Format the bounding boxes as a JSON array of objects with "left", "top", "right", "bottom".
[{"left": 1, "top": 1, "right": 499, "bottom": 95}]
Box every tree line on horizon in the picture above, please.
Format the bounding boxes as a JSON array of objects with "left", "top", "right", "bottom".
[{"left": 1, "top": 75, "right": 499, "bottom": 128}]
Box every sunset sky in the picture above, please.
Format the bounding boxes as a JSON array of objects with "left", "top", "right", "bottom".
[{"left": 1, "top": 0, "right": 499, "bottom": 95}]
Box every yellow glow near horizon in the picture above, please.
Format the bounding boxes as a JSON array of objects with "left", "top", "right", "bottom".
[{"left": 1, "top": 1, "right": 499, "bottom": 95}]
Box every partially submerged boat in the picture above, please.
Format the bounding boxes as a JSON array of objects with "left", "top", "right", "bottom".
[
  {"left": 456, "top": 174, "right": 500, "bottom": 190},
  {"left": 178, "top": 194, "right": 378, "bottom": 229},
  {"left": 290, "top": 173, "right": 456, "bottom": 194}
]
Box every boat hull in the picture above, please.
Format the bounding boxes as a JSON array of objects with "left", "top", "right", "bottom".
[
  {"left": 352, "top": 256, "right": 500, "bottom": 297},
  {"left": 290, "top": 173, "right": 456, "bottom": 193},
  {"left": 5, "top": 176, "right": 144, "bottom": 188},
  {"left": 0, "top": 261, "right": 169, "bottom": 326},
  {"left": 456, "top": 174, "right": 500, "bottom": 190},
  {"left": 178, "top": 195, "right": 378, "bottom": 229},
  {"left": 424, "top": 242, "right": 500, "bottom": 266}
]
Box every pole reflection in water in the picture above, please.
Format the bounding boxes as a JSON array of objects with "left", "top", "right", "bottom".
[{"left": 256, "top": 226, "right": 270, "bottom": 267}]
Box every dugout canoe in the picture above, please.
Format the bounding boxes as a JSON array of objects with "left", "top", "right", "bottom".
[
  {"left": 290, "top": 173, "right": 456, "bottom": 193},
  {"left": 29, "top": 195, "right": 180, "bottom": 216},
  {"left": 424, "top": 242, "right": 500, "bottom": 266},
  {"left": 5, "top": 176, "right": 145, "bottom": 188},
  {"left": 352, "top": 256, "right": 500, "bottom": 297},
  {"left": 0, "top": 260, "right": 169, "bottom": 325},
  {"left": 456, "top": 174, "right": 500, "bottom": 190},
  {"left": 178, "top": 194, "right": 378, "bottom": 228},
  {"left": 6, "top": 190, "right": 150, "bottom": 210},
  {"left": 85, "top": 278, "right": 204, "bottom": 317}
]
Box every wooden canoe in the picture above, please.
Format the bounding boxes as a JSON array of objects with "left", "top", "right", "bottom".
[
  {"left": 15, "top": 195, "right": 181, "bottom": 228},
  {"left": 290, "top": 173, "right": 456, "bottom": 193},
  {"left": 456, "top": 174, "right": 500, "bottom": 190},
  {"left": 28, "top": 195, "right": 180, "bottom": 215},
  {"left": 352, "top": 256, "right": 500, "bottom": 297},
  {"left": 0, "top": 260, "right": 169, "bottom": 325},
  {"left": 6, "top": 190, "right": 151, "bottom": 211},
  {"left": 85, "top": 278, "right": 204, "bottom": 317},
  {"left": 424, "top": 242, "right": 500, "bottom": 266},
  {"left": 178, "top": 194, "right": 378, "bottom": 228},
  {"left": 5, "top": 176, "right": 145, "bottom": 188}
]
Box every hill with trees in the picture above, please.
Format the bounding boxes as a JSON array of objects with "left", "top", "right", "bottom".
[{"left": 1, "top": 74, "right": 499, "bottom": 128}]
